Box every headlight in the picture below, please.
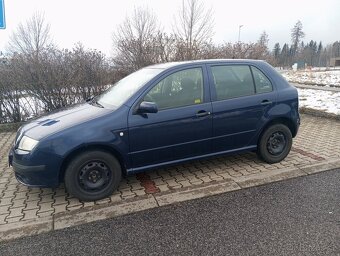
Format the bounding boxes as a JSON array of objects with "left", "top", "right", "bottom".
[{"left": 18, "top": 136, "right": 39, "bottom": 151}]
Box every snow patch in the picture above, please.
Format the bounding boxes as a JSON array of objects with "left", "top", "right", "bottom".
[
  {"left": 282, "top": 70, "right": 340, "bottom": 88},
  {"left": 298, "top": 88, "right": 340, "bottom": 115}
]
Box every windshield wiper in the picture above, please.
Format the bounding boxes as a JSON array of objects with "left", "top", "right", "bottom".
[
  {"left": 88, "top": 97, "right": 104, "bottom": 108},
  {"left": 92, "top": 100, "right": 104, "bottom": 108}
]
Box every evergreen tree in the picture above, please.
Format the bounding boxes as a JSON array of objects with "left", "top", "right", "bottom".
[
  {"left": 273, "top": 43, "right": 281, "bottom": 58},
  {"left": 309, "top": 40, "right": 317, "bottom": 66},
  {"left": 289, "top": 45, "right": 295, "bottom": 64},
  {"left": 273, "top": 43, "right": 281, "bottom": 65},
  {"left": 300, "top": 41, "right": 305, "bottom": 49},
  {"left": 316, "top": 41, "right": 323, "bottom": 66},
  {"left": 281, "top": 43, "right": 290, "bottom": 67},
  {"left": 291, "top": 20, "right": 305, "bottom": 56},
  {"left": 332, "top": 41, "right": 340, "bottom": 57},
  {"left": 317, "top": 42, "right": 323, "bottom": 54}
]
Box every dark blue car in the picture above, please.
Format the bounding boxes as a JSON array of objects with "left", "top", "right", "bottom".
[{"left": 9, "top": 59, "right": 300, "bottom": 201}]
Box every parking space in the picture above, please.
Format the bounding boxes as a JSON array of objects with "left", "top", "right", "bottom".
[{"left": 0, "top": 114, "right": 340, "bottom": 229}]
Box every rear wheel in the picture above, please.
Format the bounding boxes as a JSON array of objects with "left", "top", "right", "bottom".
[
  {"left": 64, "top": 150, "right": 121, "bottom": 201},
  {"left": 257, "top": 124, "right": 292, "bottom": 164}
]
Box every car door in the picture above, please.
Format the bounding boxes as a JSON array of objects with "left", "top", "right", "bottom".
[
  {"left": 208, "top": 64, "right": 277, "bottom": 153},
  {"left": 128, "top": 66, "right": 213, "bottom": 170}
]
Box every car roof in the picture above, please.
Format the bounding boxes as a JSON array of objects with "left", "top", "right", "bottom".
[{"left": 146, "top": 59, "right": 266, "bottom": 70}]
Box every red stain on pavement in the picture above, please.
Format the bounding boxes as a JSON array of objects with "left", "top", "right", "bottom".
[
  {"left": 136, "top": 173, "right": 160, "bottom": 194},
  {"left": 292, "top": 147, "right": 325, "bottom": 161}
]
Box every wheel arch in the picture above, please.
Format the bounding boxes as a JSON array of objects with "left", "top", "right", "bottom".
[
  {"left": 59, "top": 144, "right": 127, "bottom": 183},
  {"left": 258, "top": 117, "right": 297, "bottom": 145}
]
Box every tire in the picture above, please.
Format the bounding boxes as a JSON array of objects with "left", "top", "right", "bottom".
[
  {"left": 64, "top": 150, "right": 122, "bottom": 201},
  {"left": 257, "top": 124, "right": 292, "bottom": 164}
]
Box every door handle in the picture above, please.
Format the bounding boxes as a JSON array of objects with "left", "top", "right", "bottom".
[
  {"left": 261, "top": 100, "right": 272, "bottom": 106},
  {"left": 196, "top": 110, "right": 211, "bottom": 118}
]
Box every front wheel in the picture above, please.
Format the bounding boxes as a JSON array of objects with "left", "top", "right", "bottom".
[
  {"left": 257, "top": 124, "right": 292, "bottom": 164},
  {"left": 64, "top": 150, "right": 121, "bottom": 201}
]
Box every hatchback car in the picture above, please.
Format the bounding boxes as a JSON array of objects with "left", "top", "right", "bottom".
[{"left": 9, "top": 59, "right": 300, "bottom": 201}]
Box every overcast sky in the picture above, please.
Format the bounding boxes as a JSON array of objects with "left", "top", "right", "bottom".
[{"left": 0, "top": 0, "right": 339, "bottom": 56}]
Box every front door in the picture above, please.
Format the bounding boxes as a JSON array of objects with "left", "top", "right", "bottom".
[{"left": 128, "top": 66, "right": 213, "bottom": 170}]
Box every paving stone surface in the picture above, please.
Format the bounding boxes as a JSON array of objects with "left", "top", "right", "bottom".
[{"left": 0, "top": 114, "right": 339, "bottom": 226}]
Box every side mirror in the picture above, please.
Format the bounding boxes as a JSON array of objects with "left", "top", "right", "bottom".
[{"left": 138, "top": 101, "right": 158, "bottom": 114}]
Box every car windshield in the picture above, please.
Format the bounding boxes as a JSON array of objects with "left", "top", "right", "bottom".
[{"left": 97, "top": 68, "right": 163, "bottom": 108}]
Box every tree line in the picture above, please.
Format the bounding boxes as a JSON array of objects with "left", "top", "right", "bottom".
[
  {"left": 112, "top": 9, "right": 340, "bottom": 72},
  {"left": 0, "top": 0, "right": 339, "bottom": 124},
  {"left": 272, "top": 21, "right": 340, "bottom": 67}
]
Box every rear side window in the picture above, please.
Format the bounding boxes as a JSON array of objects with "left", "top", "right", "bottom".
[
  {"left": 251, "top": 66, "right": 273, "bottom": 93},
  {"left": 211, "top": 65, "right": 255, "bottom": 100}
]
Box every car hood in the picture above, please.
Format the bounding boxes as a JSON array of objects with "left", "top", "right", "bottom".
[{"left": 19, "top": 103, "right": 113, "bottom": 141}]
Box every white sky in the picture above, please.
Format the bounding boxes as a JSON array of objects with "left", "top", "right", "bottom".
[{"left": 0, "top": 0, "right": 339, "bottom": 56}]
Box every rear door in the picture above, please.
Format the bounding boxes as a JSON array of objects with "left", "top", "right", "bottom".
[
  {"left": 208, "top": 64, "right": 277, "bottom": 152},
  {"left": 128, "top": 66, "right": 213, "bottom": 170}
]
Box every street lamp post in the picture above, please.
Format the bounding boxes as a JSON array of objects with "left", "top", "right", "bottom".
[{"left": 238, "top": 25, "right": 243, "bottom": 42}]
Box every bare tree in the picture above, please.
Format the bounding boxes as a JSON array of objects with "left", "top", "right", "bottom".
[
  {"left": 258, "top": 31, "right": 269, "bottom": 49},
  {"left": 7, "top": 12, "right": 52, "bottom": 55},
  {"left": 112, "top": 7, "right": 160, "bottom": 73},
  {"left": 153, "top": 32, "right": 179, "bottom": 62},
  {"left": 252, "top": 31, "right": 270, "bottom": 59},
  {"left": 173, "top": 0, "right": 214, "bottom": 60}
]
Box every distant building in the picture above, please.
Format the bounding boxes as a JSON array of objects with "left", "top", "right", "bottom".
[
  {"left": 296, "top": 61, "right": 306, "bottom": 69},
  {"left": 330, "top": 57, "right": 340, "bottom": 67},
  {"left": 292, "top": 61, "right": 306, "bottom": 71}
]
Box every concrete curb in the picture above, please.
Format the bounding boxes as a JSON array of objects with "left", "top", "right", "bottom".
[
  {"left": 293, "top": 83, "right": 340, "bottom": 92},
  {"left": 299, "top": 107, "right": 340, "bottom": 121},
  {"left": 0, "top": 217, "right": 53, "bottom": 242},
  {"left": 154, "top": 179, "right": 241, "bottom": 206},
  {"left": 0, "top": 159, "right": 339, "bottom": 243},
  {"left": 54, "top": 194, "right": 158, "bottom": 230}
]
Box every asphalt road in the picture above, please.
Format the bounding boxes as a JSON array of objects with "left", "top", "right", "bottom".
[{"left": 1, "top": 169, "right": 339, "bottom": 256}]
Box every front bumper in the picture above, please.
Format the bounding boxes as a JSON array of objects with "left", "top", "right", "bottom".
[
  {"left": 9, "top": 147, "right": 60, "bottom": 188},
  {"left": 13, "top": 161, "right": 47, "bottom": 187}
]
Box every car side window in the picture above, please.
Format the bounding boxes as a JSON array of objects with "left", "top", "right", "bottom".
[
  {"left": 144, "top": 68, "right": 204, "bottom": 110},
  {"left": 211, "top": 65, "right": 255, "bottom": 100},
  {"left": 251, "top": 66, "right": 273, "bottom": 94}
]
